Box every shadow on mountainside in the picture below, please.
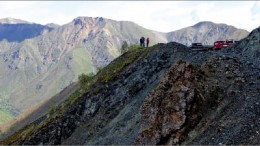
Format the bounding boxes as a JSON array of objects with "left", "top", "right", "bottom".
[{"left": 0, "top": 24, "right": 54, "bottom": 42}]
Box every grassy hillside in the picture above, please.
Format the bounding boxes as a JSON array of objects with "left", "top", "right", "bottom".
[
  {"left": 0, "top": 109, "right": 14, "bottom": 125},
  {"left": 72, "top": 47, "right": 94, "bottom": 76}
]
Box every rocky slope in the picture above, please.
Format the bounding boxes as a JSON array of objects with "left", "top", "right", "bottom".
[
  {"left": 223, "top": 26, "right": 260, "bottom": 68},
  {"left": 1, "top": 26, "right": 259, "bottom": 145},
  {"left": 0, "top": 17, "right": 249, "bottom": 127}
]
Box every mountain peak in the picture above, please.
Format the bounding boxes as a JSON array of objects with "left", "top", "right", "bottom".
[
  {"left": 45, "top": 23, "right": 60, "bottom": 28},
  {"left": 192, "top": 21, "right": 230, "bottom": 29},
  {"left": 0, "top": 18, "right": 31, "bottom": 24},
  {"left": 71, "top": 16, "right": 106, "bottom": 27},
  {"left": 192, "top": 21, "right": 237, "bottom": 29},
  {"left": 193, "top": 21, "right": 214, "bottom": 26},
  {"left": 73, "top": 16, "right": 105, "bottom": 23}
]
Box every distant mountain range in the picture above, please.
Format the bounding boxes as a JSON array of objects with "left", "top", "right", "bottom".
[
  {"left": 0, "top": 17, "right": 249, "bottom": 125},
  {"left": 0, "top": 18, "right": 32, "bottom": 24},
  {"left": 167, "top": 21, "right": 249, "bottom": 46}
]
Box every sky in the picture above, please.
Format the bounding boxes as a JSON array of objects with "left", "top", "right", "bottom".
[{"left": 0, "top": 1, "right": 259, "bottom": 32}]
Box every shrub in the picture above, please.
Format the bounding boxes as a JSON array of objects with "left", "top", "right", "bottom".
[
  {"left": 97, "top": 66, "right": 104, "bottom": 72},
  {"left": 78, "top": 73, "right": 94, "bottom": 87},
  {"left": 48, "top": 104, "right": 57, "bottom": 114},
  {"left": 121, "top": 41, "right": 129, "bottom": 54},
  {"left": 128, "top": 45, "right": 143, "bottom": 51}
]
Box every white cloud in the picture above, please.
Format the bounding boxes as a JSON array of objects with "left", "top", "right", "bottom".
[
  {"left": 0, "top": 1, "right": 259, "bottom": 32},
  {"left": 251, "top": 1, "right": 260, "bottom": 29},
  {"left": 0, "top": 1, "right": 38, "bottom": 9},
  {"left": 187, "top": 1, "right": 258, "bottom": 31}
]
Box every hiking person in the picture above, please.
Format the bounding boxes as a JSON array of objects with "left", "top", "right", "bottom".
[
  {"left": 141, "top": 36, "right": 145, "bottom": 47},
  {"left": 140, "top": 37, "right": 143, "bottom": 47},
  {"left": 146, "top": 37, "right": 150, "bottom": 47}
]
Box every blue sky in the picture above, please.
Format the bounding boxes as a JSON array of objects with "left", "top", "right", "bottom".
[{"left": 0, "top": 1, "right": 259, "bottom": 32}]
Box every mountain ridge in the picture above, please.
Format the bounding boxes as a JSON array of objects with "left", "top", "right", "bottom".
[
  {"left": 0, "top": 18, "right": 32, "bottom": 24},
  {"left": 0, "top": 16, "right": 250, "bottom": 127},
  {"left": 1, "top": 26, "right": 259, "bottom": 145}
]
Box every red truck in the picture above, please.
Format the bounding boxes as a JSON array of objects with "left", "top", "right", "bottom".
[{"left": 213, "top": 39, "right": 235, "bottom": 50}]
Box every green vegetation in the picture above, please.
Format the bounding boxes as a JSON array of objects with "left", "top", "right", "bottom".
[
  {"left": 72, "top": 47, "right": 94, "bottom": 78},
  {"left": 0, "top": 109, "right": 14, "bottom": 124},
  {"left": 121, "top": 41, "right": 144, "bottom": 54},
  {"left": 97, "top": 66, "right": 104, "bottom": 72},
  {"left": 121, "top": 41, "right": 128, "bottom": 54},
  {"left": 47, "top": 104, "right": 58, "bottom": 114},
  {"left": 128, "top": 45, "right": 144, "bottom": 51},
  {"left": 78, "top": 73, "right": 95, "bottom": 93},
  {"left": 66, "top": 90, "right": 81, "bottom": 105}
]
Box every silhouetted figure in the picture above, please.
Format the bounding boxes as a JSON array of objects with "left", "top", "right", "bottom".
[
  {"left": 141, "top": 36, "right": 145, "bottom": 47},
  {"left": 146, "top": 37, "right": 150, "bottom": 47}
]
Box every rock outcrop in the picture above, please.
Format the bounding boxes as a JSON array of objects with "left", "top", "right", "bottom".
[{"left": 135, "top": 61, "right": 202, "bottom": 145}]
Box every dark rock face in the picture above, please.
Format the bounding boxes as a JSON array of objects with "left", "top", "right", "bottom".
[
  {"left": 223, "top": 27, "right": 260, "bottom": 68},
  {"left": 135, "top": 61, "right": 202, "bottom": 145},
  {"left": 184, "top": 56, "right": 260, "bottom": 145}
]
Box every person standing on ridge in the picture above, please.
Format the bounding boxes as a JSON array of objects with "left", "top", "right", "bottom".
[
  {"left": 146, "top": 37, "right": 150, "bottom": 48},
  {"left": 140, "top": 37, "right": 143, "bottom": 47},
  {"left": 141, "top": 36, "right": 145, "bottom": 47}
]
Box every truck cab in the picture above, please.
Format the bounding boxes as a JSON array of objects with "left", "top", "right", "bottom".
[{"left": 213, "top": 41, "right": 226, "bottom": 49}]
